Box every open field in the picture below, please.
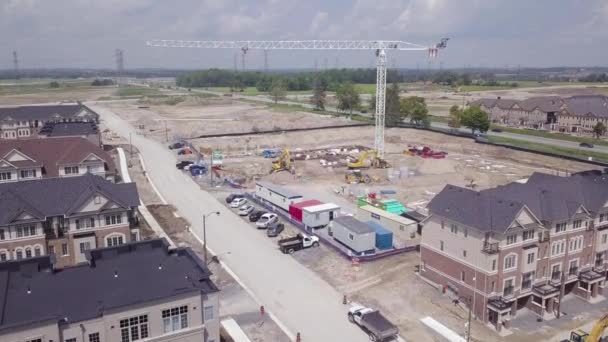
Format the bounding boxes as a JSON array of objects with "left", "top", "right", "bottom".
[{"left": 488, "top": 135, "right": 608, "bottom": 163}]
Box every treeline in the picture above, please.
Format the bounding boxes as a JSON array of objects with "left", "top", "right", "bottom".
[
  {"left": 579, "top": 73, "right": 608, "bottom": 83},
  {"left": 91, "top": 78, "right": 116, "bottom": 86},
  {"left": 176, "top": 68, "right": 402, "bottom": 92}
]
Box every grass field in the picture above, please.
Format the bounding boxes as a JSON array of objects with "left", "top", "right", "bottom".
[
  {"left": 114, "top": 86, "right": 162, "bottom": 97},
  {"left": 492, "top": 125, "right": 608, "bottom": 147},
  {"left": 208, "top": 86, "right": 315, "bottom": 96},
  {"left": 0, "top": 80, "right": 98, "bottom": 96},
  {"left": 488, "top": 136, "right": 608, "bottom": 162}
]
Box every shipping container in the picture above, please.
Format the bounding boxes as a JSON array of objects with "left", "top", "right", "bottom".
[
  {"left": 302, "top": 203, "right": 340, "bottom": 229},
  {"left": 288, "top": 200, "right": 323, "bottom": 222},
  {"left": 255, "top": 181, "right": 303, "bottom": 211},
  {"left": 366, "top": 221, "right": 393, "bottom": 250},
  {"left": 357, "top": 205, "right": 419, "bottom": 244},
  {"left": 329, "top": 216, "right": 375, "bottom": 254}
]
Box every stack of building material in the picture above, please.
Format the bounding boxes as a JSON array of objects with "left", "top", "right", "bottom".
[
  {"left": 366, "top": 221, "right": 393, "bottom": 250},
  {"left": 289, "top": 199, "right": 323, "bottom": 222},
  {"left": 381, "top": 199, "right": 407, "bottom": 214}
]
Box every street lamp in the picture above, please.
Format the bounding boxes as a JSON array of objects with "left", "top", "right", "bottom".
[{"left": 202, "top": 211, "right": 220, "bottom": 264}]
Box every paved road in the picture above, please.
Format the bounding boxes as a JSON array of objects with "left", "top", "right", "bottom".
[{"left": 90, "top": 103, "right": 369, "bottom": 342}]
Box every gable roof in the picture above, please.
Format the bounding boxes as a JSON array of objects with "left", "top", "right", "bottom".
[
  {"left": 39, "top": 121, "right": 99, "bottom": 137},
  {"left": 0, "top": 239, "right": 219, "bottom": 331},
  {"left": 0, "top": 104, "right": 95, "bottom": 122},
  {"left": 0, "top": 174, "right": 139, "bottom": 225},
  {"left": 469, "top": 95, "right": 608, "bottom": 117},
  {"left": 0, "top": 137, "right": 115, "bottom": 177}
]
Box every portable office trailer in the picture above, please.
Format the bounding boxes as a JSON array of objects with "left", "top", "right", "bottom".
[
  {"left": 330, "top": 216, "right": 375, "bottom": 254},
  {"left": 357, "top": 205, "right": 419, "bottom": 243},
  {"left": 289, "top": 200, "right": 323, "bottom": 222},
  {"left": 255, "top": 181, "right": 303, "bottom": 211},
  {"left": 366, "top": 221, "right": 393, "bottom": 250},
  {"left": 302, "top": 203, "right": 340, "bottom": 229}
]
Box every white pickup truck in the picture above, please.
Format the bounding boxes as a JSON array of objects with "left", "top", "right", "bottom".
[{"left": 348, "top": 304, "right": 399, "bottom": 342}]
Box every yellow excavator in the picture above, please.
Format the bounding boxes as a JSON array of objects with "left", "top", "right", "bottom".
[
  {"left": 347, "top": 150, "right": 390, "bottom": 169},
  {"left": 568, "top": 314, "right": 608, "bottom": 342},
  {"left": 270, "top": 149, "right": 295, "bottom": 174}
]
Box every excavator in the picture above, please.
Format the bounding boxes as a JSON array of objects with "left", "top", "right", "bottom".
[
  {"left": 270, "top": 149, "right": 295, "bottom": 174},
  {"left": 567, "top": 314, "right": 608, "bottom": 342},
  {"left": 347, "top": 150, "right": 390, "bottom": 169}
]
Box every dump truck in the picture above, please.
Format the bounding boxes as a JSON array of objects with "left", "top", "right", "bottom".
[
  {"left": 348, "top": 304, "right": 399, "bottom": 342},
  {"left": 278, "top": 233, "right": 319, "bottom": 254}
]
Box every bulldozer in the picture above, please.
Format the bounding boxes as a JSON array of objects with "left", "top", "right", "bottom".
[
  {"left": 567, "top": 314, "right": 608, "bottom": 342},
  {"left": 345, "top": 170, "right": 371, "bottom": 184},
  {"left": 347, "top": 150, "right": 390, "bottom": 169},
  {"left": 270, "top": 149, "right": 295, "bottom": 174}
]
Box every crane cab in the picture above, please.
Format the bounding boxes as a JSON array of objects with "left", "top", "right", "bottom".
[{"left": 570, "top": 329, "right": 589, "bottom": 342}]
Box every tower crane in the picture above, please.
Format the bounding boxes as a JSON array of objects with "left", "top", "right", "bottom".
[{"left": 146, "top": 39, "right": 449, "bottom": 158}]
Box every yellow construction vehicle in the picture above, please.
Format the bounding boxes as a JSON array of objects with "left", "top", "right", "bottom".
[
  {"left": 345, "top": 170, "right": 371, "bottom": 184},
  {"left": 568, "top": 314, "right": 608, "bottom": 342},
  {"left": 347, "top": 150, "right": 390, "bottom": 169},
  {"left": 270, "top": 149, "right": 295, "bottom": 174}
]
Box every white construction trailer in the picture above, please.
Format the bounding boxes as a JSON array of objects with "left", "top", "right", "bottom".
[
  {"left": 302, "top": 203, "right": 340, "bottom": 229},
  {"left": 255, "top": 181, "right": 303, "bottom": 211}
]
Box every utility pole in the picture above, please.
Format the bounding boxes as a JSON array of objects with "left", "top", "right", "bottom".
[
  {"left": 12, "top": 51, "right": 20, "bottom": 80},
  {"left": 264, "top": 50, "right": 269, "bottom": 72},
  {"left": 466, "top": 297, "right": 472, "bottom": 342},
  {"left": 241, "top": 47, "right": 248, "bottom": 71},
  {"left": 233, "top": 54, "right": 237, "bottom": 72}
]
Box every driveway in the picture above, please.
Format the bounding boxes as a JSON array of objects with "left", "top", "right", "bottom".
[{"left": 89, "top": 103, "right": 369, "bottom": 342}]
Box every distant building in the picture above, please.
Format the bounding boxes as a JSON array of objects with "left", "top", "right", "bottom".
[
  {"left": 0, "top": 137, "right": 116, "bottom": 183},
  {"left": 420, "top": 171, "right": 608, "bottom": 332},
  {"left": 39, "top": 121, "right": 101, "bottom": 146},
  {"left": 0, "top": 104, "right": 98, "bottom": 140},
  {"left": 0, "top": 239, "right": 221, "bottom": 342},
  {"left": 469, "top": 95, "right": 608, "bottom": 134},
  {"left": 0, "top": 174, "right": 139, "bottom": 267}
]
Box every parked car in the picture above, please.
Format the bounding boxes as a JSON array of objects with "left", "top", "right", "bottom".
[
  {"left": 226, "top": 193, "right": 245, "bottom": 204},
  {"left": 267, "top": 222, "right": 285, "bottom": 237},
  {"left": 256, "top": 213, "right": 278, "bottom": 228},
  {"left": 491, "top": 128, "right": 503, "bottom": 133},
  {"left": 348, "top": 304, "right": 399, "bottom": 342},
  {"left": 177, "top": 148, "right": 192, "bottom": 155},
  {"left": 238, "top": 204, "right": 255, "bottom": 216},
  {"left": 249, "top": 210, "right": 266, "bottom": 222},
  {"left": 189, "top": 165, "right": 207, "bottom": 176},
  {"left": 580, "top": 142, "right": 594, "bottom": 148},
  {"left": 230, "top": 198, "right": 247, "bottom": 208},
  {"left": 169, "top": 142, "right": 184, "bottom": 149},
  {"left": 175, "top": 160, "right": 194, "bottom": 170},
  {"left": 278, "top": 233, "right": 319, "bottom": 254}
]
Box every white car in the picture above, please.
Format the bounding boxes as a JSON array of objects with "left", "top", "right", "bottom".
[
  {"left": 256, "top": 213, "right": 278, "bottom": 228},
  {"left": 230, "top": 198, "right": 247, "bottom": 208},
  {"left": 238, "top": 204, "right": 254, "bottom": 216}
]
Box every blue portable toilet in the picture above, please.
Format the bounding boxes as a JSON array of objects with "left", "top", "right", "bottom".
[{"left": 366, "top": 221, "right": 393, "bottom": 250}]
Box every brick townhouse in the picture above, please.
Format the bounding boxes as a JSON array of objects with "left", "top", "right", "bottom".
[
  {"left": 0, "top": 137, "right": 116, "bottom": 183},
  {"left": 0, "top": 239, "right": 221, "bottom": 342},
  {"left": 420, "top": 170, "right": 608, "bottom": 332},
  {"left": 0, "top": 173, "right": 140, "bottom": 268}
]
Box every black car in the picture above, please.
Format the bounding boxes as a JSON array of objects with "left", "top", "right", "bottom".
[
  {"left": 580, "top": 142, "right": 594, "bottom": 148},
  {"left": 491, "top": 128, "right": 503, "bottom": 133},
  {"left": 175, "top": 161, "right": 194, "bottom": 170},
  {"left": 267, "top": 223, "right": 285, "bottom": 237},
  {"left": 169, "top": 142, "right": 185, "bottom": 149},
  {"left": 225, "top": 193, "right": 245, "bottom": 204},
  {"left": 249, "top": 210, "right": 266, "bottom": 222}
]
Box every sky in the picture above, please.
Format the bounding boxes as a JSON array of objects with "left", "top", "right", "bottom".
[{"left": 1, "top": 0, "right": 607, "bottom": 70}]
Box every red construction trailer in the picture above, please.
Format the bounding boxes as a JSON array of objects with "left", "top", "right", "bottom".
[{"left": 289, "top": 200, "right": 323, "bottom": 222}]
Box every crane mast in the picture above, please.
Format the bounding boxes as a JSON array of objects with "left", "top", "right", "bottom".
[{"left": 147, "top": 39, "right": 448, "bottom": 157}]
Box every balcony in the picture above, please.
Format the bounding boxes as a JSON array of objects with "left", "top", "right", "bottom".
[
  {"left": 580, "top": 269, "right": 604, "bottom": 282},
  {"left": 487, "top": 297, "right": 512, "bottom": 312},
  {"left": 44, "top": 227, "right": 65, "bottom": 240},
  {"left": 482, "top": 241, "right": 499, "bottom": 254},
  {"left": 533, "top": 283, "right": 560, "bottom": 297}
]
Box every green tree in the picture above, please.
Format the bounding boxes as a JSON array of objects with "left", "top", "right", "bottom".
[
  {"left": 269, "top": 79, "right": 287, "bottom": 104},
  {"left": 461, "top": 106, "right": 490, "bottom": 134},
  {"left": 448, "top": 105, "right": 463, "bottom": 128},
  {"left": 593, "top": 122, "right": 607, "bottom": 139},
  {"left": 384, "top": 82, "right": 401, "bottom": 125},
  {"left": 49, "top": 81, "right": 60, "bottom": 88},
  {"left": 401, "top": 96, "right": 429, "bottom": 127},
  {"left": 336, "top": 82, "right": 360, "bottom": 118},
  {"left": 310, "top": 78, "right": 326, "bottom": 111}
]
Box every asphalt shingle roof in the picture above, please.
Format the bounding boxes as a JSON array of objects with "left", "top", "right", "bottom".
[
  {"left": 40, "top": 121, "right": 99, "bottom": 137},
  {"left": 0, "top": 105, "right": 94, "bottom": 122},
  {"left": 470, "top": 95, "right": 608, "bottom": 117},
  {"left": 0, "top": 174, "right": 139, "bottom": 225},
  {"left": 0, "top": 239, "right": 219, "bottom": 330}
]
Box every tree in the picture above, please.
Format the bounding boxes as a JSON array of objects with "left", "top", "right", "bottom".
[
  {"left": 461, "top": 106, "right": 490, "bottom": 134},
  {"left": 269, "top": 79, "right": 287, "bottom": 104},
  {"left": 336, "top": 82, "right": 360, "bottom": 118},
  {"left": 384, "top": 82, "right": 401, "bottom": 125},
  {"left": 49, "top": 81, "right": 60, "bottom": 88},
  {"left": 448, "top": 105, "right": 463, "bottom": 128},
  {"left": 593, "top": 122, "right": 607, "bottom": 139},
  {"left": 310, "top": 78, "right": 326, "bottom": 111},
  {"left": 401, "top": 96, "right": 429, "bottom": 127}
]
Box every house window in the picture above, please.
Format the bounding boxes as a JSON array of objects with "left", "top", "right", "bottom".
[
  {"left": 569, "top": 260, "right": 579, "bottom": 276},
  {"left": 80, "top": 242, "right": 91, "bottom": 253},
  {"left": 34, "top": 246, "right": 41, "bottom": 256},
  {"left": 603, "top": 234, "right": 608, "bottom": 244},
  {"left": 600, "top": 213, "right": 607, "bottom": 222},
  {"left": 463, "top": 250, "right": 467, "bottom": 258},
  {"left": 16, "top": 224, "right": 36, "bottom": 238},
  {"left": 491, "top": 281, "right": 495, "bottom": 292},
  {"left": 77, "top": 217, "right": 96, "bottom": 229},
  {"left": 556, "top": 222, "right": 567, "bottom": 233},
  {"left": 440, "top": 240, "right": 444, "bottom": 251},
  {"left": 0, "top": 229, "right": 4, "bottom": 240},
  {"left": 573, "top": 220, "right": 582, "bottom": 229},
  {"left": 162, "top": 305, "right": 189, "bottom": 333},
  {"left": 522, "top": 271, "right": 534, "bottom": 289},
  {"left": 569, "top": 237, "right": 583, "bottom": 252},
  {"left": 94, "top": 195, "right": 101, "bottom": 204},
  {"left": 464, "top": 228, "right": 468, "bottom": 238},
  {"left": 89, "top": 332, "right": 100, "bottom": 342},
  {"left": 64, "top": 166, "right": 79, "bottom": 175},
  {"left": 204, "top": 305, "right": 214, "bottom": 321},
  {"left": 0, "top": 172, "right": 12, "bottom": 180},
  {"left": 450, "top": 223, "right": 458, "bottom": 234},
  {"left": 66, "top": 339, "right": 76, "bottom": 342},
  {"left": 107, "top": 235, "right": 124, "bottom": 247},
  {"left": 105, "top": 214, "right": 123, "bottom": 225},
  {"left": 28, "top": 339, "right": 43, "bottom": 342},
  {"left": 503, "top": 279, "right": 514, "bottom": 296},
  {"left": 522, "top": 230, "right": 535, "bottom": 241},
  {"left": 25, "top": 248, "right": 32, "bottom": 258},
  {"left": 506, "top": 234, "right": 517, "bottom": 245},
  {"left": 20, "top": 169, "right": 36, "bottom": 178},
  {"left": 0, "top": 252, "right": 7, "bottom": 261},
  {"left": 62, "top": 243, "right": 68, "bottom": 256},
  {"left": 504, "top": 255, "right": 516, "bottom": 270},
  {"left": 48, "top": 245, "right": 55, "bottom": 256},
  {"left": 120, "top": 315, "right": 148, "bottom": 342},
  {"left": 15, "top": 250, "right": 23, "bottom": 260},
  {"left": 551, "top": 264, "right": 561, "bottom": 280},
  {"left": 460, "top": 271, "right": 465, "bottom": 282},
  {"left": 551, "top": 240, "right": 565, "bottom": 256},
  {"left": 527, "top": 252, "right": 536, "bottom": 264},
  {"left": 491, "top": 259, "right": 496, "bottom": 271},
  {"left": 348, "top": 233, "right": 354, "bottom": 241}
]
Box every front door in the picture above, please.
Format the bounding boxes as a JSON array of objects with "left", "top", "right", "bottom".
[{"left": 73, "top": 236, "right": 97, "bottom": 263}]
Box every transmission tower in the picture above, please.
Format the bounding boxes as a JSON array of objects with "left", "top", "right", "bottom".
[
  {"left": 264, "top": 50, "right": 269, "bottom": 72},
  {"left": 233, "top": 54, "right": 237, "bottom": 71},
  {"left": 12, "top": 51, "right": 19, "bottom": 80},
  {"left": 115, "top": 49, "right": 124, "bottom": 84},
  {"left": 241, "top": 47, "right": 248, "bottom": 70}
]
